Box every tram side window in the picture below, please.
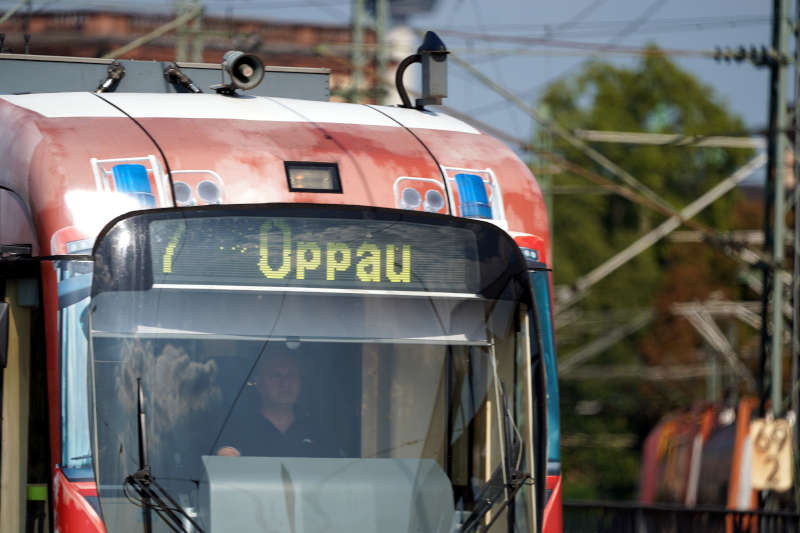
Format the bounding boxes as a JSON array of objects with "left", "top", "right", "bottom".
[
  {"left": 529, "top": 269, "right": 560, "bottom": 466},
  {"left": 56, "top": 261, "right": 93, "bottom": 479}
]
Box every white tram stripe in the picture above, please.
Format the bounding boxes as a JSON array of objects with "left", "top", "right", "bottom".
[
  {"left": 151, "top": 283, "right": 483, "bottom": 299},
  {"left": 0, "top": 93, "right": 479, "bottom": 133}
]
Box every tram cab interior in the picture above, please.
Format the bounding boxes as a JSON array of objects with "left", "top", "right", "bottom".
[{"left": 87, "top": 206, "right": 543, "bottom": 532}]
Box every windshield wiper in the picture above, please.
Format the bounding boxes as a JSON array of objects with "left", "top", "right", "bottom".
[
  {"left": 459, "top": 385, "right": 532, "bottom": 533},
  {"left": 124, "top": 469, "right": 205, "bottom": 533},
  {"left": 123, "top": 378, "right": 206, "bottom": 533}
]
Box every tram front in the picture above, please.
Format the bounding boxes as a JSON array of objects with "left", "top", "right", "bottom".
[{"left": 88, "top": 205, "right": 544, "bottom": 533}]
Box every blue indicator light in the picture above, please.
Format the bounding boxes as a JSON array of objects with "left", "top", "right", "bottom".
[
  {"left": 455, "top": 173, "right": 491, "bottom": 219},
  {"left": 112, "top": 164, "right": 156, "bottom": 208}
]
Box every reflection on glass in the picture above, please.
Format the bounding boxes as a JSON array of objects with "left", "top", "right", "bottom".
[
  {"left": 530, "top": 270, "right": 560, "bottom": 465},
  {"left": 57, "top": 260, "right": 93, "bottom": 480},
  {"left": 93, "top": 337, "right": 520, "bottom": 530}
]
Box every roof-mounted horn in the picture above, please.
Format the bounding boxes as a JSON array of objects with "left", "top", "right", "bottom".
[{"left": 211, "top": 50, "right": 265, "bottom": 95}]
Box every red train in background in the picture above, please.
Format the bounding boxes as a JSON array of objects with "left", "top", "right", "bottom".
[{"left": 640, "top": 398, "right": 759, "bottom": 510}]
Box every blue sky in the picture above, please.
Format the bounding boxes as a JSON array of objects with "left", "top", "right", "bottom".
[{"left": 2, "top": 1, "right": 776, "bottom": 155}]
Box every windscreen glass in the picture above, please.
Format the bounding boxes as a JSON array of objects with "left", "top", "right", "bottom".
[{"left": 89, "top": 206, "right": 535, "bottom": 533}]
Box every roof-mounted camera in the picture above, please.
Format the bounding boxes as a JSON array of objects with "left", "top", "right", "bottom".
[{"left": 395, "top": 31, "right": 449, "bottom": 110}]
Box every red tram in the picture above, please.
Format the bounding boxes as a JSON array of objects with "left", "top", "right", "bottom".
[{"left": 0, "top": 40, "right": 561, "bottom": 532}]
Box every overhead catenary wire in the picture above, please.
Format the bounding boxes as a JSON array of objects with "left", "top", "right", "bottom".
[
  {"left": 0, "top": 0, "right": 351, "bottom": 8},
  {"left": 0, "top": 0, "right": 28, "bottom": 24},
  {"left": 428, "top": 15, "right": 771, "bottom": 36},
  {"left": 605, "top": 0, "right": 666, "bottom": 42},
  {"left": 434, "top": 101, "right": 773, "bottom": 305},
  {"left": 445, "top": 49, "right": 680, "bottom": 214},
  {"left": 572, "top": 130, "right": 766, "bottom": 149},
  {"left": 559, "top": 310, "right": 654, "bottom": 374},
  {"left": 552, "top": 0, "right": 608, "bottom": 33},
  {"left": 437, "top": 52, "right": 783, "bottom": 303},
  {"left": 428, "top": 29, "right": 718, "bottom": 59},
  {"left": 100, "top": 4, "right": 203, "bottom": 59},
  {"left": 561, "top": 364, "right": 721, "bottom": 381},
  {"left": 466, "top": 0, "right": 520, "bottom": 134},
  {"left": 558, "top": 154, "right": 766, "bottom": 312},
  {"left": 316, "top": 41, "right": 721, "bottom": 60},
  {"left": 436, "top": 102, "right": 736, "bottom": 236},
  {"left": 446, "top": 2, "right": 736, "bottom": 121},
  {"left": 0, "top": 2, "right": 768, "bottom": 33}
]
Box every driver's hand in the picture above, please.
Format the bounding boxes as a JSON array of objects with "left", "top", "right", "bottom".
[{"left": 216, "top": 446, "right": 241, "bottom": 457}]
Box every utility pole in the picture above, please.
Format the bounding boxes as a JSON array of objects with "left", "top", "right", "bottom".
[
  {"left": 190, "top": 1, "right": 204, "bottom": 63},
  {"left": 762, "top": 0, "right": 791, "bottom": 417},
  {"left": 175, "top": 0, "right": 191, "bottom": 62},
  {"left": 0, "top": 0, "right": 30, "bottom": 26},
  {"left": 23, "top": 0, "right": 30, "bottom": 37},
  {"left": 102, "top": 5, "right": 202, "bottom": 60},
  {"left": 792, "top": 0, "right": 800, "bottom": 513},
  {"left": 351, "top": 0, "right": 365, "bottom": 102},
  {"left": 374, "top": 0, "right": 389, "bottom": 104}
]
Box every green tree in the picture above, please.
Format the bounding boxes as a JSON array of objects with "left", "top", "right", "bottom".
[{"left": 535, "top": 47, "right": 756, "bottom": 500}]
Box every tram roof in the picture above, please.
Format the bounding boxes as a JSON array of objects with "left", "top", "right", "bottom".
[{"left": 0, "top": 64, "right": 549, "bottom": 265}]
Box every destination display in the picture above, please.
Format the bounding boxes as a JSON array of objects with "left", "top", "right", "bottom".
[{"left": 149, "top": 216, "right": 480, "bottom": 292}]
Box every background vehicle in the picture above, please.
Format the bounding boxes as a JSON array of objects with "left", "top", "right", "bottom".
[
  {"left": 639, "top": 398, "right": 758, "bottom": 510},
  {"left": 0, "top": 46, "right": 560, "bottom": 532}
]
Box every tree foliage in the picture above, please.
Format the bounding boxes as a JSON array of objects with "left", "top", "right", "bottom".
[{"left": 535, "top": 48, "right": 757, "bottom": 499}]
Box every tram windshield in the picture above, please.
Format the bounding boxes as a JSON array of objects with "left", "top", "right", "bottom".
[{"left": 89, "top": 205, "right": 538, "bottom": 533}]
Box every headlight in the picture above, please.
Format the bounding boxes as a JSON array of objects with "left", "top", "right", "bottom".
[
  {"left": 400, "top": 187, "right": 422, "bottom": 209},
  {"left": 197, "top": 180, "right": 221, "bottom": 204},
  {"left": 173, "top": 181, "right": 193, "bottom": 205},
  {"left": 424, "top": 189, "right": 445, "bottom": 212}
]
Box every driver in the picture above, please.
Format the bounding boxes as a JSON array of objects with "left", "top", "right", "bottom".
[{"left": 216, "top": 351, "right": 328, "bottom": 457}]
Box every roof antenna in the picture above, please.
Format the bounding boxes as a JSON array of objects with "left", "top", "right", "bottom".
[
  {"left": 395, "top": 31, "right": 449, "bottom": 110},
  {"left": 164, "top": 62, "right": 202, "bottom": 93},
  {"left": 96, "top": 60, "right": 125, "bottom": 93}
]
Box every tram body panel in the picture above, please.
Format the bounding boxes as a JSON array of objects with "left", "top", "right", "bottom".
[
  {"left": 384, "top": 120, "right": 550, "bottom": 267},
  {"left": 2, "top": 93, "right": 551, "bottom": 263}
]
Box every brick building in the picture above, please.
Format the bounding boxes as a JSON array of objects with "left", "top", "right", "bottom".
[{"left": 0, "top": 10, "right": 410, "bottom": 101}]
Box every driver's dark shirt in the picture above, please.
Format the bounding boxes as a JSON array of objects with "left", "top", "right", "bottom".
[{"left": 220, "top": 400, "right": 332, "bottom": 457}]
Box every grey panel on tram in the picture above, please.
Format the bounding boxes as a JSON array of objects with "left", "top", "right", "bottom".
[
  {"left": 199, "top": 456, "right": 455, "bottom": 533},
  {"left": 0, "top": 53, "right": 330, "bottom": 101}
]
